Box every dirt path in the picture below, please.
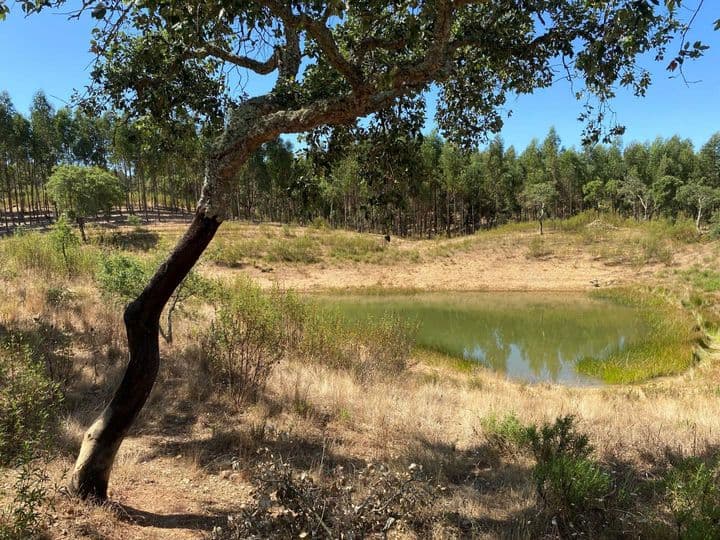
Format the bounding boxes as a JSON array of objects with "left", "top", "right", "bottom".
[{"left": 51, "top": 434, "right": 251, "bottom": 539}]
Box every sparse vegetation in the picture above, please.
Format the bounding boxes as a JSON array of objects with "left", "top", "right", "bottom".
[
  {"left": 0, "top": 215, "right": 718, "bottom": 538},
  {"left": 201, "top": 279, "right": 288, "bottom": 405},
  {"left": 0, "top": 332, "right": 61, "bottom": 539},
  {"left": 665, "top": 456, "right": 720, "bottom": 538}
]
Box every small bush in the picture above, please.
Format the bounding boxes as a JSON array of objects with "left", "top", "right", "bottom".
[
  {"left": 91, "top": 228, "right": 159, "bottom": 251},
  {"left": 665, "top": 457, "right": 720, "bottom": 538},
  {"left": 202, "top": 279, "right": 287, "bottom": 404},
  {"left": 481, "top": 412, "right": 531, "bottom": 455},
  {"left": 0, "top": 337, "right": 60, "bottom": 465},
  {"left": 212, "top": 452, "right": 432, "bottom": 539},
  {"left": 327, "top": 234, "right": 386, "bottom": 262},
  {"left": 0, "top": 455, "right": 52, "bottom": 539},
  {"left": 526, "top": 236, "right": 553, "bottom": 259},
  {"left": 637, "top": 235, "right": 673, "bottom": 265},
  {"left": 297, "top": 306, "right": 416, "bottom": 381},
  {"left": 266, "top": 235, "right": 322, "bottom": 263},
  {"left": 0, "top": 229, "right": 97, "bottom": 278},
  {"left": 644, "top": 217, "right": 700, "bottom": 244},
  {"left": 354, "top": 313, "right": 417, "bottom": 380},
  {"left": 710, "top": 210, "right": 720, "bottom": 238},
  {"left": 126, "top": 214, "right": 142, "bottom": 227},
  {"left": 96, "top": 253, "right": 147, "bottom": 301},
  {"left": 310, "top": 216, "right": 329, "bottom": 229},
  {"left": 44, "top": 285, "right": 76, "bottom": 309},
  {"left": 206, "top": 238, "right": 267, "bottom": 266},
  {"left": 525, "top": 416, "right": 617, "bottom": 535},
  {"left": 0, "top": 336, "right": 60, "bottom": 538},
  {"left": 48, "top": 215, "right": 81, "bottom": 276}
]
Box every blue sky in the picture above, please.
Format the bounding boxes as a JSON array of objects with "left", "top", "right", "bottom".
[{"left": 1, "top": 3, "right": 719, "bottom": 152}]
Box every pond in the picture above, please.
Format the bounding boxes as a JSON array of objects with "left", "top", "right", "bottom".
[{"left": 317, "top": 292, "right": 652, "bottom": 385}]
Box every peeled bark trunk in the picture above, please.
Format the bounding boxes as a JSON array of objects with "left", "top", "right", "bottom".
[{"left": 69, "top": 209, "right": 220, "bottom": 500}]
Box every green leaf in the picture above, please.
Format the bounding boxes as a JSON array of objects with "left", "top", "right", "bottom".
[{"left": 91, "top": 4, "right": 106, "bottom": 20}]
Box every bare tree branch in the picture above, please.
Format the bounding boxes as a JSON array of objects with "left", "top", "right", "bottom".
[{"left": 198, "top": 44, "right": 279, "bottom": 74}]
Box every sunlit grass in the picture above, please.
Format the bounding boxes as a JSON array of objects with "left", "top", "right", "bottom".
[
  {"left": 577, "top": 288, "right": 700, "bottom": 384},
  {"left": 678, "top": 266, "right": 720, "bottom": 293}
]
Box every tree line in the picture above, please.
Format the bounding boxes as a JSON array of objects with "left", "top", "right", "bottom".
[
  {"left": 0, "top": 90, "right": 205, "bottom": 229},
  {"left": 2, "top": 90, "right": 720, "bottom": 236}
]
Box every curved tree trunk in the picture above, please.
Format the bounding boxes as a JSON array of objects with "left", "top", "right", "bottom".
[{"left": 69, "top": 208, "right": 220, "bottom": 500}]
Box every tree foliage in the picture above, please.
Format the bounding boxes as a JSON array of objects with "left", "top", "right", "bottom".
[{"left": 46, "top": 164, "right": 123, "bottom": 238}]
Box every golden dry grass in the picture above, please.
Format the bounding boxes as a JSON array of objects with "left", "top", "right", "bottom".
[{"left": 1, "top": 219, "right": 720, "bottom": 538}]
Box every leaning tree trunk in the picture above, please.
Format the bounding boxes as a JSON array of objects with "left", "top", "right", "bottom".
[{"left": 69, "top": 206, "right": 221, "bottom": 500}]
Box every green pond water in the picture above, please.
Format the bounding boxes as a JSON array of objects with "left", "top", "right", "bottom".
[{"left": 317, "top": 292, "right": 652, "bottom": 385}]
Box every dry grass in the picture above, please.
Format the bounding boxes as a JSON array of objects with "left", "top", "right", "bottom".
[{"left": 1, "top": 219, "right": 720, "bottom": 538}]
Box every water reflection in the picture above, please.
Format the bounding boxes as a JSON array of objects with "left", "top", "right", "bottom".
[{"left": 318, "top": 292, "right": 649, "bottom": 385}]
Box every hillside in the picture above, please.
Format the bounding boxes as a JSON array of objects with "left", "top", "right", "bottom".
[{"left": 2, "top": 215, "right": 720, "bottom": 539}]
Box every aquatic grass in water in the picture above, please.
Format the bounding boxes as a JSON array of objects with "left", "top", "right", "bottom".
[
  {"left": 577, "top": 288, "right": 700, "bottom": 384},
  {"left": 315, "top": 292, "right": 675, "bottom": 385}
]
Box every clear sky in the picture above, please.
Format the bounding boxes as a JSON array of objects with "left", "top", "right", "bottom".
[{"left": 1, "top": 3, "right": 719, "bottom": 152}]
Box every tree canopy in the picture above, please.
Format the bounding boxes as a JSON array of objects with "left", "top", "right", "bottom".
[{"left": 46, "top": 164, "right": 123, "bottom": 238}]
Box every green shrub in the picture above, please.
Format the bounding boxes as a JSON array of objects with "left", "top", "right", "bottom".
[
  {"left": 97, "top": 252, "right": 211, "bottom": 343},
  {"left": 48, "top": 215, "right": 81, "bottom": 276},
  {"left": 637, "top": 235, "right": 674, "bottom": 265},
  {"left": 295, "top": 306, "right": 355, "bottom": 369},
  {"left": 202, "top": 278, "right": 287, "bottom": 404},
  {"left": 326, "top": 234, "right": 386, "bottom": 262},
  {"left": 0, "top": 455, "right": 52, "bottom": 540},
  {"left": 710, "top": 210, "right": 720, "bottom": 238},
  {"left": 0, "top": 229, "right": 96, "bottom": 278},
  {"left": 526, "top": 236, "right": 553, "bottom": 259},
  {"left": 354, "top": 313, "right": 417, "bottom": 380},
  {"left": 665, "top": 457, "right": 720, "bottom": 539},
  {"left": 525, "top": 416, "right": 616, "bottom": 534},
  {"left": 127, "top": 214, "right": 142, "bottom": 227},
  {"left": 0, "top": 335, "right": 60, "bottom": 539},
  {"left": 96, "top": 253, "right": 148, "bottom": 301},
  {"left": 44, "top": 285, "right": 76, "bottom": 309},
  {"left": 481, "top": 412, "right": 531, "bottom": 455},
  {"left": 91, "top": 228, "right": 159, "bottom": 251},
  {"left": 0, "top": 337, "right": 60, "bottom": 466},
  {"left": 310, "top": 216, "right": 329, "bottom": 229},
  {"left": 552, "top": 210, "right": 601, "bottom": 232},
  {"left": 296, "top": 306, "right": 416, "bottom": 381},
  {"left": 206, "top": 238, "right": 267, "bottom": 266},
  {"left": 644, "top": 216, "right": 700, "bottom": 243}
]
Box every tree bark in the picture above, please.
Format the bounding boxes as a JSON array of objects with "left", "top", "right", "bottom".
[{"left": 69, "top": 207, "right": 221, "bottom": 500}]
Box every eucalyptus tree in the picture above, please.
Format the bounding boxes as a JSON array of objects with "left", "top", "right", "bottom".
[
  {"left": 0, "top": 92, "right": 15, "bottom": 227},
  {"left": 521, "top": 181, "right": 557, "bottom": 234},
  {"left": 698, "top": 133, "right": 720, "bottom": 187},
  {"left": 3, "top": 0, "right": 707, "bottom": 502},
  {"left": 676, "top": 177, "right": 720, "bottom": 229}
]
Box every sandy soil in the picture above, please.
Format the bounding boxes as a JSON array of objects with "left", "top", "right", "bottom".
[{"left": 225, "top": 232, "right": 677, "bottom": 292}]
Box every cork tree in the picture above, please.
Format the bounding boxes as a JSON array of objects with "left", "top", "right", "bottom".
[{"left": 1, "top": 0, "right": 709, "bottom": 502}]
